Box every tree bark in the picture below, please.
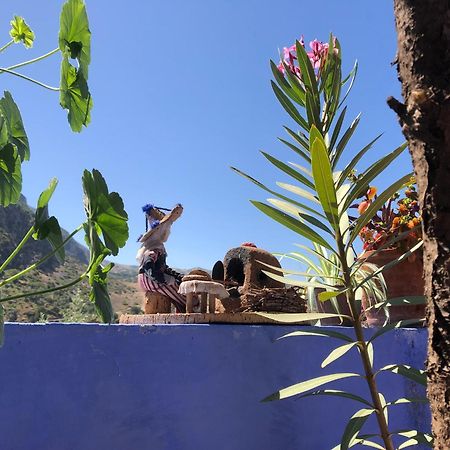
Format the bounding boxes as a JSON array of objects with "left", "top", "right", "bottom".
[{"left": 391, "top": 1, "right": 450, "bottom": 447}]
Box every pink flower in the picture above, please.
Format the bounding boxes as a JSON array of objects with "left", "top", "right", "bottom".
[
  {"left": 307, "top": 39, "right": 329, "bottom": 69},
  {"left": 277, "top": 62, "right": 285, "bottom": 74}
]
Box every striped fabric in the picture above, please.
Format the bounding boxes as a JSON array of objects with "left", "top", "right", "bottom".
[{"left": 138, "top": 273, "right": 186, "bottom": 313}]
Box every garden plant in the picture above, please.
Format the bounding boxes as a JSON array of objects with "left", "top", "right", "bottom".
[
  {"left": 233, "top": 36, "right": 430, "bottom": 448},
  {"left": 0, "top": 0, "right": 129, "bottom": 345}
]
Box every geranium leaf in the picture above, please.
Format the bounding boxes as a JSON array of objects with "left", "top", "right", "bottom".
[
  {"left": 59, "top": 0, "right": 91, "bottom": 78},
  {"left": 33, "top": 216, "right": 65, "bottom": 262},
  {"left": 89, "top": 263, "right": 114, "bottom": 323},
  {"left": 0, "top": 91, "right": 30, "bottom": 161},
  {"left": 0, "top": 143, "right": 22, "bottom": 206},
  {"left": 9, "top": 16, "right": 35, "bottom": 49},
  {"left": 60, "top": 57, "right": 92, "bottom": 132},
  {"left": 34, "top": 178, "right": 58, "bottom": 228}
]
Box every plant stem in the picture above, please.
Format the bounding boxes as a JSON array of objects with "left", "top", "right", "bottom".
[
  {"left": 3, "top": 48, "right": 59, "bottom": 72},
  {"left": 0, "top": 67, "right": 59, "bottom": 91},
  {"left": 336, "top": 235, "right": 394, "bottom": 450},
  {"left": 0, "top": 40, "right": 14, "bottom": 53},
  {"left": 0, "top": 225, "right": 83, "bottom": 288},
  {"left": 0, "top": 226, "right": 35, "bottom": 273},
  {"left": 0, "top": 272, "right": 88, "bottom": 303}
]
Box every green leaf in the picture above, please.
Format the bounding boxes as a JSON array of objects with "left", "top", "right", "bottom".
[
  {"left": 89, "top": 263, "right": 114, "bottom": 323},
  {"left": 82, "top": 169, "right": 129, "bottom": 256},
  {"left": 295, "top": 389, "right": 373, "bottom": 407},
  {"left": 0, "top": 91, "right": 30, "bottom": 161},
  {"left": 231, "top": 167, "right": 325, "bottom": 218},
  {"left": 277, "top": 329, "right": 354, "bottom": 343},
  {"left": 369, "top": 319, "right": 427, "bottom": 343},
  {"left": 295, "top": 40, "right": 320, "bottom": 110},
  {"left": 251, "top": 201, "right": 334, "bottom": 250},
  {"left": 378, "top": 364, "right": 426, "bottom": 386},
  {"left": 270, "top": 60, "right": 305, "bottom": 106},
  {"left": 332, "top": 114, "right": 361, "bottom": 169},
  {"left": 0, "top": 143, "right": 22, "bottom": 206},
  {"left": 9, "top": 16, "right": 35, "bottom": 48},
  {"left": 60, "top": 58, "right": 92, "bottom": 132},
  {"left": 310, "top": 136, "right": 339, "bottom": 231},
  {"left": 321, "top": 342, "right": 358, "bottom": 368},
  {"left": 271, "top": 81, "right": 309, "bottom": 131},
  {"left": 386, "top": 397, "right": 428, "bottom": 406},
  {"left": 278, "top": 137, "right": 311, "bottom": 163},
  {"left": 339, "top": 408, "right": 375, "bottom": 450},
  {"left": 261, "top": 270, "right": 331, "bottom": 289},
  {"left": 342, "top": 142, "right": 408, "bottom": 212},
  {"left": 396, "top": 430, "right": 433, "bottom": 448},
  {"left": 257, "top": 312, "right": 351, "bottom": 324},
  {"left": 262, "top": 372, "right": 359, "bottom": 402},
  {"left": 59, "top": 0, "right": 91, "bottom": 78},
  {"left": 329, "top": 106, "right": 347, "bottom": 152},
  {"left": 33, "top": 216, "right": 65, "bottom": 262},
  {"left": 337, "top": 134, "right": 383, "bottom": 189},
  {"left": 34, "top": 178, "right": 58, "bottom": 228},
  {"left": 318, "top": 289, "right": 348, "bottom": 302},
  {"left": 277, "top": 182, "right": 320, "bottom": 204},
  {"left": 261, "top": 151, "right": 315, "bottom": 190},
  {"left": 348, "top": 173, "right": 413, "bottom": 244}
]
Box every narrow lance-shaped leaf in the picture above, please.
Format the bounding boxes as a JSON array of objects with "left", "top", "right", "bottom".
[
  {"left": 338, "top": 408, "right": 376, "bottom": 450},
  {"left": 257, "top": 312, "right": 351, "bottom": 324},
  {"left": 270, "top": 60, "right": 305, "bottom": 105},
  {"left": 231, "top": 167, "right": 325, "bottom": 218},
  {"left": 295, "top": 389, "right": 373, "bottom": 408},
  {"left": 321, "top": 342, "right": 358, "bottom": 368},
  {"left": 251, "top": 201, "right": 334, "bottom": 251},
  {"left": 277, "top": 329, "right": 354, "bottom": 343},
  {"left": 341, "top": 142, "right": 408, "bottom": 212},
  {"left": 261, "top": 151, "right": 315, "bottom": 190},
  {"left": 277, "top": 182, "right": 320, "bottom": 205},
  {"left": 328, "top": 106, "right": 347, "bottom": 153},
  {"left": 337, "top": 134, "right": 383, "bottom": 189},
  {"left": 271, "top": 81, "right": 309, "bottom": 131},
  {"left": 378, "top": 364, "right": 426, "bottom": 386},
  {"left": 310, "top": 136, "right": 339, "bottom": 231},
  {"left": 262, "top": 373, "right": 360, "bottom": 402},
  {"left": 332, "top": 114, "right": 361, "bottom": 169}
]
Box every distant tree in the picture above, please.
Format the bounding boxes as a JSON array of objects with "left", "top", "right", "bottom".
[{"left": 390, "top": 1, "right": 450, "bottom": 446}]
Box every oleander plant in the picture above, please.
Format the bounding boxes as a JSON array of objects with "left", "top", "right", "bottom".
[{"left": 233, "top": 35, "right": 430, "bottom": 448}]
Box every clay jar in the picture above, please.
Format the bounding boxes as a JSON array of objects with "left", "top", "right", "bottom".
[{"left": 359, "top": 248, "right": 425, "bottom": 327}]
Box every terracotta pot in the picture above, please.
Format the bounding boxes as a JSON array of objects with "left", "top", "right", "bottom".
[
  {"left": 359, "top": 248, "right": 425, "bottom": 326},
  {"left": 316, "top": 288, "right": 353, "bottom": 326}
]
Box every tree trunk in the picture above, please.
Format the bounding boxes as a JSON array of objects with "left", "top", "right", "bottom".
[{"left": 390, "top": 1, "right": 450, "bottom": 447}]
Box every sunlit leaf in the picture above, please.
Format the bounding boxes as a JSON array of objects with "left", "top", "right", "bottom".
[
  {"left": 59, "top": 0, "right": 91, "bottom": 78},
  {"left": 310, "top": 136, "right": 339, "bottom": 231},
  {"left": 89, "top": 262, "right": 114, "bottom": 323},
  {"left": 295, "top": 389, "right": 372, "bottom": 407},
  {"left": 318, "top": 289, "right": 348, "bottom": 302},
  {"left": 257, "top": 312, "right": 351, "bottom": 324},
  {"left": 277, "top": 182, "right": 320, "bottom": 204},
  {"left": 262, "top": 373, "right": 359, "bottom": 402},
  {"left": 34, "top": 178, "right": 58, "bottom": 227},
  {"left": 0, "top": 143, "right": 21, "bottom": 206},
  {"left": 0, "top": 91, "right": 30, "bottom": 161},
  {"left": 386, "top": 397, "right": 428, "bottom": 406},
  {"left": 251, "top": 201, "right": 334, "bottom": 250},
  {"left": 378, "top": 364, "right": 426, "bottom": 386},
  {"left": 9, "top": 16, "right": 35, "bottom": 49},
  {"left": 270, "top": 60, "right": 305, "bottom": 105},
  {"left": 338, "top": 407, "right": 375, "bottom": 450},
  {"left": 277, "top": 329, "right": 354, "bottom": 343},
  {"left": 261, "top": 151, "right": 315, "bottom": 190},
  {"left": 60, "top": 57, "right": 92, "bottom": 132},
  {"left": 331, "top": 114, "right": 360, "bottom": 168},
  {"left": 396, "top": 430, "right": 433, "bottom": 448},
  {"left": 321, "top": 342, "right": 358, "bottom": 368}
]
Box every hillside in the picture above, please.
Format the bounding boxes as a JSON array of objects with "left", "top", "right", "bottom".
[{"left": 0, "top": 197, "right": 142, "bottom": 322}]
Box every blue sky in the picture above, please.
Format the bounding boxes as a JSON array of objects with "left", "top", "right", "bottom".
[{"left": 1, "top": 1, "right": 411, "bottom": 270}]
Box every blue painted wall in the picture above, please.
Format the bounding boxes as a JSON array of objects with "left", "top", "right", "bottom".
[{"left": 0, "top": 324, "right": 429, "bottom": 450}]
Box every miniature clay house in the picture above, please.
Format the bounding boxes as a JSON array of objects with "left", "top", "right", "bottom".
[{"left": 222, "top": 245, "right": 284, "bottom": 303}]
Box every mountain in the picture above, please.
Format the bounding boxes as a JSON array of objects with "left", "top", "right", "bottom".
[{"left": 0, "top": 196, "right": 142, "bottom": 322}]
